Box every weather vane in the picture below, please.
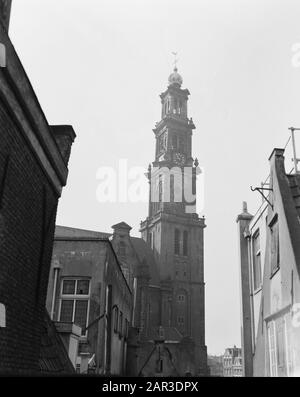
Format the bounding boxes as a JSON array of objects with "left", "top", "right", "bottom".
[{"left": 172, "top": 51, "right": 179, "bottom": 69}]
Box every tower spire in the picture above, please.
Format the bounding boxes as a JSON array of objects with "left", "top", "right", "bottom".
[{"left": 172, "top": 51, "right": 179, "bottom": 71}]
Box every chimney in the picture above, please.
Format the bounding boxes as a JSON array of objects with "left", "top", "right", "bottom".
[
  {"left": 111, "top": 222, "right": 132, "bottom": 237},
  {"left": 0, "top": 0, "right": 12, "bottom": 32}
]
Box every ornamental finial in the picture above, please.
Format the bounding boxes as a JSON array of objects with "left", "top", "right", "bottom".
[{"left": 172, "top": 51, "right": 179, "bottom": 71}]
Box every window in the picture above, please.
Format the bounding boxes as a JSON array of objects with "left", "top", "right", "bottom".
[
  {"left": 172, "top": 135, "right": 178, "bottom": 151},
  {"left": 157, "top": 359, "right": 163, "bottom": 373},
  {"left": 170, "top": 174, "right": 174, "bottom": 202},
  {"left": 177, "top": 316, "right": 184, "bottom": 325},
  {"left": 270, "top": 220, "right": 280, "bottom": 275},
  {"left": 113, "top": 306, "right": 119, "bottom": 333},
  {"left": 178, "top": 294, "right": 185, "bottom": 302},
  {"left": 60, "top": 278, "right": 90, "bottom": 336},
  {"left": 124, "top": 319, "right": 129, "bottom": 340},
  {"left": 174, "top": 229, "right": 180, "bottom": 255},
  {"left": 149, "top": 232, "right": 154, "bottom": 250},
  {"left": 158, "top": 177, "right": 163, "bottom": 203},
  {"left": 119, "top": 311, "right": 123, "bottom": 337},
  {"left": 252, "top": 231, "right": 262, "bottom": 291},
  {"left": 267, "top": 316, "right": 291, "bottom": 377},
  {"left": 174, "top": 98, "right": 178, "bottom": 113},
  {"left": 179, "top": 137, "right": 185, "bottom": 153},
  {"left": 183, "top": 231, "right": 188, "bottom": 256}
]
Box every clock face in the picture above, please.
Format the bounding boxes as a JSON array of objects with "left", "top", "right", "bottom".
[{"left": 174, "top": 152, "right": 186, "bottom": 166}]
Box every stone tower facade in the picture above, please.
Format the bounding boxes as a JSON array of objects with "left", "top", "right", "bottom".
[{"left": 140, "top": 67, "right": 208, "bottom": 376}]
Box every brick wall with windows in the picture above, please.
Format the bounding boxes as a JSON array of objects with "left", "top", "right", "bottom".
[{"left": 0, "top": 20, "right": 75, "bottom": 374}]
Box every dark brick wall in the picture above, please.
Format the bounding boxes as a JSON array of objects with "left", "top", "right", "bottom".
[{"left": 0, "top": 97, "right": 59, "bottom": 374}]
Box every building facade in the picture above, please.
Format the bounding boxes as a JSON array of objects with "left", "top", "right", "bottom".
[
  {"left": 47, "top": 226, "right": 132, "bottom": 375},
  {"left": 0, "top": 4, "right": 76, "bottom": 374},
  {"left": 223, "top": 347, "right": 243, "bottom": 377},
  {"left": 135, "top": 67, "right": 208, "bottom": 376},
  {"left": 237, "top": 147, "right": 300, "bottom": 377},
  {"left": 207, "top": 355, "right": 223, "bottom": 377}
]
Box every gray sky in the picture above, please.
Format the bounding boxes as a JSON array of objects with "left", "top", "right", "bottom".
[{"left": 10, "top": 0, "right": 300, "bottom": 355}]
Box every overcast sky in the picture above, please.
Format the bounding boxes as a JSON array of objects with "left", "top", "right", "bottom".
[{"left": 10, "top": 0, "right": 300, "bottom": 355}]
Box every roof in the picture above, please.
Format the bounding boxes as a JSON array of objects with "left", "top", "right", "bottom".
[
  {"left": 55, "top": 225, "right": 111, "bottom": 240},
  {"left": 112, "top": 221, "right": 132, "bottom": 230},
  {"left": 271, "top": 149, "right": 300, "bottom": 273},
  {"left": 39, "top": 311, "right": 75, "bottom": 374},
  {"left": 130, "top": 237, "right": 160, "bottom": 285}
]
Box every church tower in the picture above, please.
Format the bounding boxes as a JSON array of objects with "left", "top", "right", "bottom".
[{"left": 140, "top": 66, "right": 208, "bottom": 375}]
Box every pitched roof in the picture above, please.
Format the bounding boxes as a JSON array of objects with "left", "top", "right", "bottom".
[
  {"left": 112, "top": 221, "right": 132, "bottom": 230},
  {"left": 130, "top": 237, "right": 160, "bottom": 285},
  {"left": 55, "top": 225, "right": 111, "bottom": 240},
  {"left": 39, "top": 311, "right": 75, "bottom": 374}
]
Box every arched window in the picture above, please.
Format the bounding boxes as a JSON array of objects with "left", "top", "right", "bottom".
[
  {"left": 174, "top": 98, "right": 178, "bottom": 113},
  {"left": 174, "top": 229, "right": 180, "bottom": 255},
  {"left": 177, "top": 294, "right": 185, "bottom": 302},
  {"left": 183, "top": 231, "right": 188, "bottom": 256},
  {"left": 158, "top": 178, "right": 163, "bottom": 203},
  {"left": 119, "top": 311, "right": 123, "bottom": 336},
  {"left": 172, "top": 135, "right": 178, "bottom": 150},
  {"left": 113, "top": 306, "right": 119, "bottom": 333}
]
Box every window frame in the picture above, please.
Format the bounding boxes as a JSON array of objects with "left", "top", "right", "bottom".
[
  {"left": 269, "top": 216, "right": 280, "bottom": 277},
  {"left": 119, "top": 310, "right": 123, "bottom": 338},
  {"left": 183, "top": 230, "right": 188, "bottom": 256},
  {"left": 174, "top": 228, "right": 180, "bottom": 255},
  {"left": 252, "top": 230, "right": 262, "bottom": 292},
  {"left": 59, "top": 278, "right": 91, "bottom": 337},
  {"left": 113, "top": 306, "right": 119, "bottom": 334}
]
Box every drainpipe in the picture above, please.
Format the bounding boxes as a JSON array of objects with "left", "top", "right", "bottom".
[{"left": 50, "top": 259, "right": 61, "bottom": 320}]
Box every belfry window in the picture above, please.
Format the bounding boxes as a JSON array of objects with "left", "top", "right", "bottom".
[
  {"left": 158, "top": 176, "right": 163, "bottom": 203},
  {"left": 174, "top": 229, "right": 180, "bottom": 255},
  {"left": 172, "top": 135, "right": 178, "bottom": 151},
  {"left": 179, "top": 137, "right": 185, "bottom": 153},
  {"left": 183, "top": 231, "right": 188, "bottom": 256},
  {"left": 174, "top": 98, "right": 178, "bottom": 114}
]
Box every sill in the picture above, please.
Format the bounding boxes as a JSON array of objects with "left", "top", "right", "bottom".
[{"left": 270, "top": 266, "right": 280, "bottom": 279}]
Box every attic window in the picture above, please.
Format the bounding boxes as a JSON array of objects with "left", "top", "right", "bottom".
[{"left": 270, "top": 218, "right": 280, "bottom": 276}]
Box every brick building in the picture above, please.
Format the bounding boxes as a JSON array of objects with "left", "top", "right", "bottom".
[
  {"left": 237, "top": 145, "right": 300, "bottom": 376},
  {"left": 0, "top": 2, "right": 76, "bottom": 374},
  {"left": 47, "top": 226, "right": 132, "bottom": 375}
]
